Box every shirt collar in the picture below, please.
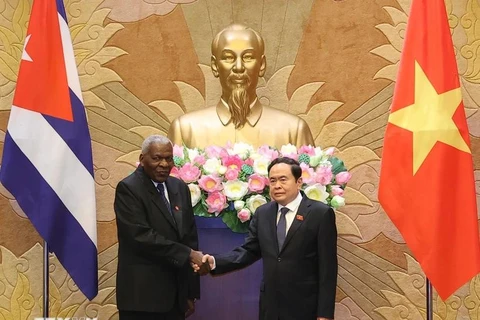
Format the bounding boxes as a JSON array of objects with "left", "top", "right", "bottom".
[
  {"left": 216, "top": 97, "right": 262, "bottom": 127},
  {"left": 278, "top": 192, "right": 303, "bottom": 213},
  {"left": 151, "top": 180, "right": 166, "bottom": 189}
]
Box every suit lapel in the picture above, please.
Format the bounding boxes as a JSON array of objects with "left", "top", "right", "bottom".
[
  {"left": 166, "top": 178, "right": 183, "bottom": 237},
  {"left": 280, "top": 197, "right": 310, "bottom": 254},
  {"left": 139, "top": 169, "right": 178, "bottom": 231}
]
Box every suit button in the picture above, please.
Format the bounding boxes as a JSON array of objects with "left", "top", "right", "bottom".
[{"left": 277, "top": 258, "right": 281, "bottom": 262}]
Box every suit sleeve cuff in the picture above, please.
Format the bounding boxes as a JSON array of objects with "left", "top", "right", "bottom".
[{"left": 211, "top": 256, "right": 216, "bottom": 270}]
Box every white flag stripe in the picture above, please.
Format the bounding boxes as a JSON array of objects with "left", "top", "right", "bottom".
[
  {"left": 8, "top": 106, "right": 97, "bottom": 246},
  {"left": 58, "top": 13, "right": 83, "bottom": 103}
]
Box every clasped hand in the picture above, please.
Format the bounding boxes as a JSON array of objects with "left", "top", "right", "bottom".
[{"left": 189, "top": 250, "right": 214, "bottom": 275}]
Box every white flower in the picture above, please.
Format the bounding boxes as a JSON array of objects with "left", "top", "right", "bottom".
[
  {"left": 203, "top": 158, "right": 222, "bottom": 174},
  {"left": 304, "top": 184, "right": 329, "bottom": 203},
  {"left": 246, "top": 194, "right": 268, "bottom": 213},
  {"left": 312, "top": 146, "right": 330, "bottom": 163},
  {"left": 188, "top": 183, "right": 201, "bottom": 206},
  {"left": 280, "top": 143, "right": 297, "bottom": 155},
  {"left": 223, "top": 180, "right": 249, "bottom": 200},
  {"left": 309, "top": 155, "right": 322, "bottom": 167},
  {"left": 234, "top": 200, "right": 246, "bottom": 210},
  {"left": 320, "top": 155, "right": 330, "bottom": 164},
  {"left": 218, "top": 165, "right": 228, "bottom": 175},
  {"left": 330, "top": 195, "right": 345, "bottom": 208},
  {"left": 253, "top": 157, "right": 270, "bottom": 176},
  {"left": 230, "top": 142, "right": 254, "bottom": 159},
  {"left": 187, "top": 148, "right": 200, "bottom": 162},
  {"left": 249, "top": 152, "right": 262, "bottom": 161}
]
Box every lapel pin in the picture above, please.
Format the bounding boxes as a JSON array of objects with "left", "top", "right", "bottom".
[
  {"left": 296, "top": 215, "right": 304, "bottom": 221},
  {"left": 175, "top": 205, "right": 180, "bottom": 211}
]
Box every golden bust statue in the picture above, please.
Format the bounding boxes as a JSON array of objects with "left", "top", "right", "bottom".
[{"left": 168, "top": 24, "right": 315, "bottom": 149}]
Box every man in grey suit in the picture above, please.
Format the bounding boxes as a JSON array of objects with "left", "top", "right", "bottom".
[
  {"left": 114, "top": 135, "right": 205, "bottom": 320},
  {"left": 198, "top": 157, "right": 338, "bottom": 320}
]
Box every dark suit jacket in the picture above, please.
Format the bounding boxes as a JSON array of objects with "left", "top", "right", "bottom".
[
  {"left": 213, "top": 195, "right": 337, "bottom": 320},
  {"left": 114, "top": 166, "right": 200, "bottom": 313}
]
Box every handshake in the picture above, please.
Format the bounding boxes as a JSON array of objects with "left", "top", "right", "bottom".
[{"left": 189, "top": 250, "right": 214, "bottom": 276}]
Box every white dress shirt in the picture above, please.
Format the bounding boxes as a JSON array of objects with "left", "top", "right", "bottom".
[
  {"left": 276, "top": 192, "right": 303, "bottom": 233},
  {"left": 210, "top": 192, "right": 303, "bottom": 270}
]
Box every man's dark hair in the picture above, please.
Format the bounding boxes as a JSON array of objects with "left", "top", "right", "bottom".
[{"left": 267, "top": 157, "right": 302, "bottom": 180}]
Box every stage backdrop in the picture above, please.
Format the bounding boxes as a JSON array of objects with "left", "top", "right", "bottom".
[{"left": 1, "top": 0, "right": 480, "bottom": 319}]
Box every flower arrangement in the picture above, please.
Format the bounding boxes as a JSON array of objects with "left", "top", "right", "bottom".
[{"left": 172, "top": 143, "right": 351, "bottom": 233}]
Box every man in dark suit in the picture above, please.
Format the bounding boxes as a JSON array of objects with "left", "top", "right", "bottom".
[
  {"left": 114, "top": 134, "right": 205, "bottom": 320},
  {"left": 198, "top": 157, "right": 338, "bottom": 320}
]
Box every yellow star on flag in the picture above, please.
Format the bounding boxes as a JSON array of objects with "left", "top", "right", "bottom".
[{"left": 388, "top": 61, "right": 470, "bottom": 175}]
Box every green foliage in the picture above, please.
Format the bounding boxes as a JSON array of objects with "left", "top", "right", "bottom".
[
  {"left": 173, "top": 156, "right": 185, "bottom": 167},
  {"left": 222, "top": 210, "right": 250, "bottom": 233},
  {"left": 330, "top": 156, "right": 347, "bottom": 175},
  {"left": 193, "top": 198, "right": 211, "bottom": 217}
]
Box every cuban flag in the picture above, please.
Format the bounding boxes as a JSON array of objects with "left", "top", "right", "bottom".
[{"left": 0, "top": 0, "right": 98, "bottom": 300}]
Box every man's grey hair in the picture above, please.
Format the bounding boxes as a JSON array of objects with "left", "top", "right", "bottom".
[
  {"left": 141, "top": 135, "right": 172, "bottom": 153},
  {"left": 211, "top": 24, "right": 265, "bottom": 56}
]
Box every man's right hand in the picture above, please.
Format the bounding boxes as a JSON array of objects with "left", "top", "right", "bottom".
[
  {"left": 201, "top": 254, "right": 215, "bottom": 270},
  {"left": 196, "top": 261, "right": 211, "bottom": 276},
  {"left": 191, "top": 254, "right": 215, "bottom": 275}
]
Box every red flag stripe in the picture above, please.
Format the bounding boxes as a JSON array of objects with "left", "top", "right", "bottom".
[{"left": 13, "top": 0, "right": 72, "bottom": 121}]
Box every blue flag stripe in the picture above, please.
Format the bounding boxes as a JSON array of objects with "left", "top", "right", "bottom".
[
  {"left": 56, "top": 0, "right": 67, "bottom": 23},
  {"left": 0, "top": 132, "right": 98, "bottom": 299},
  {"left": 44, "top": 89, "right": 94, "bottom": 176}
]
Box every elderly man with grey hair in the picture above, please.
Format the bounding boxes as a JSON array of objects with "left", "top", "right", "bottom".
[{"left": 114, "top": 134, "right": 205, "bottom": 320}]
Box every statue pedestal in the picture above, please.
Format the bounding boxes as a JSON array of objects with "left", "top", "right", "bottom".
[{"left": 191, "top": 217, "right": 262, "bottom": 320}]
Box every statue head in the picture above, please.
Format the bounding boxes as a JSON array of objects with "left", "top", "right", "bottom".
[{"left": 211, "top": 24, "right": 267, "bottom": 128}]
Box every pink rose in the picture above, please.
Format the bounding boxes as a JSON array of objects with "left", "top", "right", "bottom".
[
  {"left": 330, "top": 185, "right": 344, "bottom": 196},
  {"left": 205, "top": 145, "right": 228, "bottom": 159},
  {"left": 248, "top": 174, "right": 267, "bottom": 192},
  {"left": 257, "top": 145, "right": 279, "bottom": 161},
  {"left": 173, "top": 145, "right": 184, "bottom": 158},
  {"left": 170, "top": 166, "right": 180, "bottom": 177},
  {"left": 198, "top": 175, "right": 223, "bottom": 192},
  {"left": 193, "top": 155, "right": 206, "bottom": 166},
  {"left": 298, "top": 145, "right": 315, "bottom": 156},
  {"left": 315, "top": 166, "right": 333, "bottom": 185},
  {"left": 282, "top": 153, "right": 298, "bottom": 161},
  {"left": 324, "top": 147, "right": 335, "bottom": 156},
  {"left": 237, "top": 208, "right": 252, "bottom": 223},
  {"left": 244, "top": 158, "right": 254, "bottom": 166},
  {"left": 178, "top": 163, "right": 201, "bottom": 183},
  {"left": 336, "top": 171, "right": 352, "bottom": 184},
  {"left": 300, "top": 163, "right": 316, "bottom": 184},
  {"left": 225, "top": 168, "right": 239, "bottom": 181},
  {"left": 205, "top": 191, "right": 227, "bottom": 214},
  {"left": 222, "top": 155, "right": 243, "bottom": 170}
]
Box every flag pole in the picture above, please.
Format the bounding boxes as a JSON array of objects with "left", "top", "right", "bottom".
[
  {"left": 426, "top": 278, "right": 433, "bottom": 320},
  {"left": 43, "top": 241, "right": 49, "bottom": 318}
]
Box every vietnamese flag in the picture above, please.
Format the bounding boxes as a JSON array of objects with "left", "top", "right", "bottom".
[{"left": 378, "top": 0, "right": 480, "bottom": 300}]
